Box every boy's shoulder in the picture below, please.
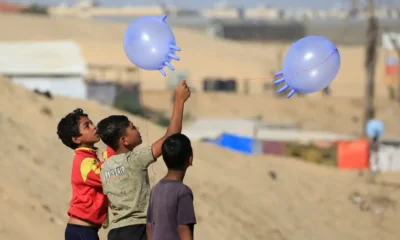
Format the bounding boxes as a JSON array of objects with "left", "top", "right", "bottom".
[
  {"left": 177, "top": 181, "right": 192, "bottom": 193},
  {"left": 100, "top": 154, "right": 120, "bottom": 171},
  {"left": 151, "top": 179, "right": 193, "bottom": 197},
  {"left": 179, "top": 183, "right": 193, "bottom": 197},
  {"left": 103, "top": 147, "right": 149, "bottom": 163}
]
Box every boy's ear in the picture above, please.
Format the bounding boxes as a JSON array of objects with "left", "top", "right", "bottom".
[
  {"left": 188, "top": 156, "right": 193, "bottom": 166},
  {"left": 72, "top": 136, "right": 81, "bottom": 145},
  {"left": 121, "top": 136, "right": 128, "bottom": 145}
]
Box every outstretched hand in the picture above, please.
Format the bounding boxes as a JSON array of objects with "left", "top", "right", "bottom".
[{"left": 175, "top": 80, "right": 191, "bottom": 103}]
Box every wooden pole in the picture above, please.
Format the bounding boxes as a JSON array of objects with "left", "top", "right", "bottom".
[
  {"left": 394, "top": 39, "right": 400, "bottom": 103},
  {"left": 363, "top": 0, "right": 378, "bottom": 136}
]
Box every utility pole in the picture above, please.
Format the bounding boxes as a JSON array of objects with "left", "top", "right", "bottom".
[
  {"left": 363, "top": 0, "right": 378, "bottom": 136},
  {"left": 394, "top": 36, "right": 400, "bottom": 103}
]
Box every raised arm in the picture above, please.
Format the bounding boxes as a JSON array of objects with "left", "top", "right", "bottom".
[{"left": 151, "top": 80, "right": 191, "bottom": 159}]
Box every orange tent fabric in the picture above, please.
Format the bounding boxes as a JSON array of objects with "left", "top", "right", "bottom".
[{"left": 337, "top": 139, "right": 369, "bottom": 169}]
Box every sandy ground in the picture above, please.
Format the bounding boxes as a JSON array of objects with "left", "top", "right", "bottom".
[
  {"left": 0, "top": 13, "right": 399, "bottom": 240},
  {"left": 0, "top": 76, "right": 399, "bottom": 240}
]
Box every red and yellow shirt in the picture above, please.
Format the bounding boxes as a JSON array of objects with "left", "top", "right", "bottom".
[
  {"left": 102, "top": 146, "right": 115, "bottom": 160},
  {"left": 68, "top": 147, "right": 109, "bottom": 225}
]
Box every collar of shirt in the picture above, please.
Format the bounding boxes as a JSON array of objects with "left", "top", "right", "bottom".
[{"left": 75, "top": 147, "right": 98, "bottom": 158}]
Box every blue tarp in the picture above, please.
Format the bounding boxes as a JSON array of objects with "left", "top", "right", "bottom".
[{"left": 208, "top": 133, "right": 255, "bottom": 155}]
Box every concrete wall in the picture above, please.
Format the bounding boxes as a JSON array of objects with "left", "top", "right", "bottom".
[
  {"left": 211, "top": 19, "right": 400, "bottom": 45},
  {"left": 86, "top": 80, "right": 118, "bottom": 106}
]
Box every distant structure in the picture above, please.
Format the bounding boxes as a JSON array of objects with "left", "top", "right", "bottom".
[
  {"left": 208, "top": 18, "right": 305, "bottom": 42},
  {"left": 49, "top": 1, "right": 166, "bottom": 18},
  {"left": 0, "top": 1, "right": 26, "bottom": 12},
  {"left": 48, "top": 1, "right": 400, "bottom": 20},
  {"left": 0, "top": 41, "right": 88, "bottom": 99},
  {"left": 202, "top": 4, "right": 400, "bottom": 21},
  {"left": 47, "top": 1, "right": 400, "bottom": 45}
]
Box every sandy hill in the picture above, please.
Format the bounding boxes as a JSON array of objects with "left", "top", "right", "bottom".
[
  {"left": 0, "top": 76, "right": 400, "bottom": 240},
  {"left": 0, "top": 75, "right": 167, "bottom": 240},
  {"left": 0, "top": 13, "right": 399, "bottom": 240},
  {"left": 0, "top": 13, "right": 392, "bottom": 97}
]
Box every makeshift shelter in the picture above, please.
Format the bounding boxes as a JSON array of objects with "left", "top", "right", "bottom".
[{"left": 0, "top": 41, "right": 87, "bottom": 99}]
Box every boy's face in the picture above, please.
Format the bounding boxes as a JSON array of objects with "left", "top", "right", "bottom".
[
  {"left": 72, "top": 116, "right": 100, "bottom": 148},
  {"left": 121, "top": 121, "right": 142, "bottom": 150}
]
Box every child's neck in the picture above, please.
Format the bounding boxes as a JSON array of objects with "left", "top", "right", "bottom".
[
  {"left": 115, "top": 147, "right": 130, "bottom": 155},
  {"left": 115, "top": 145, "right": 136, "bottom": 155},
  {"left": 79, "top": 143, "right": 96, "bottom": 149},
  {"left": 164, "top": 170, "right": 186, "bottom": 182}
]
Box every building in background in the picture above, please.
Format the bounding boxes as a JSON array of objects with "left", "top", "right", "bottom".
[
  {"left": 86, "top": 80, "right": 119, "bottom": 106},
  {"left": 382, "top": 31, "right": 400, "bottom": 100},
  {"left": 0, "top": 1, "right": 26, "bottom": 12},
  {"left": 0, "top": 41, "right": 88, "bottom": 99},
  {"left": 182, "top": 118, "right": 354, "bottom": 159}
]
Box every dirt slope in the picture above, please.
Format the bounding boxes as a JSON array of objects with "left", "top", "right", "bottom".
[
  {"left": 0, "top": 13, "right": 399, "bottom": 240},
  {"left": 0, "top": 77, "right": 399, "bottom": 240}
]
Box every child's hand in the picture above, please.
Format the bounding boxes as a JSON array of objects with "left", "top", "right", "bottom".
[{"left": 175, "top": 80, "right": 191, "bottom": 103}]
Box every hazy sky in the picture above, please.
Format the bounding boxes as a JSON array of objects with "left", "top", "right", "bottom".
[{"left": 6, "top": 0, "right": 350, "bottom": 10}]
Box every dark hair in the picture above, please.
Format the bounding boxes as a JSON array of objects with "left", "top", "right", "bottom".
[
  {"left": 162, "top": 133, "right": 193, "bottom": 170},
  {"left": 57, "top": 108, "right": 88, "bottom": 150},
  {"left": 97, "top": 115, "right": 130, "bottom": 151}
]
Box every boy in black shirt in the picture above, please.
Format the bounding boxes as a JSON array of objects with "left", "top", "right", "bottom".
[{"left": 146, "top": 133, "right": 196, "bottom": 240}]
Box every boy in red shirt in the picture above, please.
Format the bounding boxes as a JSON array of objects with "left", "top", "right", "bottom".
[{"left": 57, "top": 108, "right": 112, "bottom": 240}]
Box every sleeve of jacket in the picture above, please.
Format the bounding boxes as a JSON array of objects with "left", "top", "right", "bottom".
[{"left": 80, "top": 157, "right": 103, "bottom": 187}]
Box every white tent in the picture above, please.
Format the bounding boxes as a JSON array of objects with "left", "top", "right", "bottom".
[
  {"left": 371, "top": 145, "right": 400, "bottom": 172},
  {"left": 0, "top": 41, "right": 88, "bottom": 99}
]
